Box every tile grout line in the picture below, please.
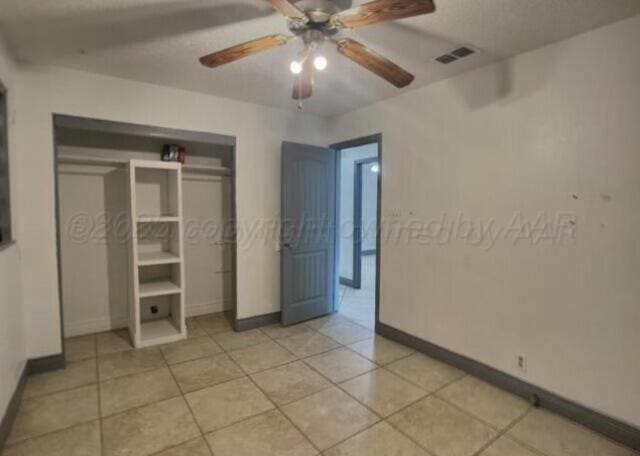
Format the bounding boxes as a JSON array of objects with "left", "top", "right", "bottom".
[
  {"left": 15, "top": 314, "right": 636, "bottom": 456},
  {"left": 159, "top": 341, "right": 446, "bottom": 428},
  {"left": 319, "top": 419, "right": 383, "bottom": 455},
  {"left": 4, "top": 322, "right": 458, "bottom": 454},
  {"left": 496, "top": 409, "right": 560, "bottom": 456},
  {"left": 322, "top": 366, "right": 452, "bottom": 455},
  {"left": 383, "top": 358, "right": 467, "bottom": 393},
  {"left": 258, "top": 332, "right": 433, "bottom": 453},
  {"left": 206, "top": 317, "right": 398, "bottom": 453},
  {"left": 470, "top": 406, "right": 539, "bottom": 456},
  {"left": 381, "top": 372, "right": 473, "bottom": 456},
  {"left": 4, "top": 339, "right": 102, "bottom": 450},
  {"left": 141, "top": 321, "right": 425, "bottom": 453},
  {"left": 245, "top": 371, "right": 323, "bottom": 454},
  {"left": 318, "top": 369, "right": 436, "bottom": 454},
  {"left": 6, "top": 316, "right": 318, "bottom": 452},
  {"left": 18, "top": 361, "right": 98, "bottom": 401},
  {"left": 159, "top": 320, "right": 215, "bottom": 456},
  {"left": 146, "top": 437, "right": 204, "bottom": 456},
  {"left": 95, "top": 335, "right": 106, "bottom": 456},
  {"left": 433, "top": 393, "right": 521, "bottom": 433},
  {"left": 95, "top": 345, "right": 390, "bottom": 437},
  {"left": 209, "top": 327, "right": 324, "bottom": 455}
]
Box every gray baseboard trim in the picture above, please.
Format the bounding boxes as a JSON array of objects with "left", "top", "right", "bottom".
[
  {"left": 377, "top": 322, "right": 640, "bottom": 451},
  {"left": 0, "top": 363, "right": 27, "bottom": 452},
  {"left": 339, "top": 277, "right": 356, "bottom": 288},
  {"left": 26, "top": 354, "right": 65, "bottom": 376},
  {"left": 234, "top": 311, "right": 281, "bottom": 332},
  {"left": 0, "top": 354, "right": 64, "bottom": 451}
]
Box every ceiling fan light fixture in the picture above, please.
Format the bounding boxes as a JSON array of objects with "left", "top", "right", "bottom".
[
  {"left": 313, "top": 55, "right": 328, "bottom": 71},
  {"left": 290, "top": 60, "right": 303, "bottom": 74}
]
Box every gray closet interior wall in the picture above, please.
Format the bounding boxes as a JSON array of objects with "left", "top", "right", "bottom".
[{"left": 56, "top": 128, "right": 234, "bottom": 337}]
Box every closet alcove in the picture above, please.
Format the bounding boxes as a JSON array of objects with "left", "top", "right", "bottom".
[{"left": 53, "top": 116, "right": 237, "bottom": 345}]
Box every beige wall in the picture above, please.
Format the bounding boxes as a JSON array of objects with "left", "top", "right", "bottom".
[
  {"left": 12, "top": 65, "right": 327, "bottom": 358},
  {"left": 0, "top": 36, "right": 26, "bottom": 421},
  {"left": 328, "top": 15, "right": 640, "bottom": 427}
]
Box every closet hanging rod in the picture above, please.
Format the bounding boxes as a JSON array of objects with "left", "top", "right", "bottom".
[{"left": 57, "top": 155, "right": 232, "bottom": 176}]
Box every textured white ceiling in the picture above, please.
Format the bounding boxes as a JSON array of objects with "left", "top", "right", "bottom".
[{"left": 1, "top": 0, "right": 639, "bottom": 116}]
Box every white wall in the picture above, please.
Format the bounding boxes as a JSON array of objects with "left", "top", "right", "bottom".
[
  {"left": 12, "top": 65, "right": 327, "bottom": 358},
  {"left": 0, "top": 36, "right": 26, "bottom": 423},
  {"left": 329, "top": 15, "right": 640, "bottom": 428}
]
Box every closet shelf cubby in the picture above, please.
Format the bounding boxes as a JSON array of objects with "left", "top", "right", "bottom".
[
  {"left": 140, "top": 318, "right": 182, "bottom": 343},
  {"left": 138, "top": 251, "right": 181, "bottom": 266},
  {"left": 138, "top": 279, "right": 181, "bottom": 298}
]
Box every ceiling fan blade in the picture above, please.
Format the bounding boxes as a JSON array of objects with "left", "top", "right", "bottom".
[
  {"left": 337, "top": 38, "right": 414, "bottom": 88},
  {"left": 331, "top": 0, "right": 435, "bottom": 29},
  {"left": 292, "top": 59, "right": 314, "bottom": 100},
  {"left": 200, "top": 34, "right": 290, "bottom": 68},
  {"left": 264, "top": 0, "right": 309, "bottom": 22}
]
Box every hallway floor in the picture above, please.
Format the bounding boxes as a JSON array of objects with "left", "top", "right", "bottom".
[
  {"left": 4, "top": 313, "right": 636, "bottom": 456},
  {"left": 339, "top": 255, "right": 376, "bottom": 330}
]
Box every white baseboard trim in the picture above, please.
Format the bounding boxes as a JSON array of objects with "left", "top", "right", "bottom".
[
  {"left": 64, "top": 300, "right": 230, "bottom": 337},
  {"left": 186, "top": 300, "right": 230, "bottom": 318},
  {"left": 64, "top": 316, "right": 129, "bottom": 338}
]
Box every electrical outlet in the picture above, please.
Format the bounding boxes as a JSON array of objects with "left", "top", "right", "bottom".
[
  {"left": 151, "top": 305, "right": 159, "bottom": 314},
  {"left": 517, "top": 355, "right": 527, "bottom": 372}
]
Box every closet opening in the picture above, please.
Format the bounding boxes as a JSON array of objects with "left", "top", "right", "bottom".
[{"left": 53, "top": 115, "right": 237, "bottom": 352}]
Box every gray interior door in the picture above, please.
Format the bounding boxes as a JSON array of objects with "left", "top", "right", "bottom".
[{"left": 281, "top": 141, "right": 336, "bottom": 326}]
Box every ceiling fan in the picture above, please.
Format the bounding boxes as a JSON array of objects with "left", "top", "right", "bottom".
[{"left": 199, "top": 0, "right": 436, "bottom": 104}]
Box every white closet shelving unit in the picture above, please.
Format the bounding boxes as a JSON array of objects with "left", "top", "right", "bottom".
[{"left": 128, "top": 159, "right": 186, "bottom": 347}]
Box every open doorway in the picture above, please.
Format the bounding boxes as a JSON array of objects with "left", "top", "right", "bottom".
[{"left": 333, "top": 135, "right": 381, "bottom": 330}]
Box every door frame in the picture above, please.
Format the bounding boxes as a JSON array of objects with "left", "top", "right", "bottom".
[
  {"left": 331, "top": 134, "right": 382, "bottom": 328},
  {"left": 352, "top": 157, "right": 379, "bottom": 289}
]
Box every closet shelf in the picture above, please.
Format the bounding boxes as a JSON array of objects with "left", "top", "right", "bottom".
[
  {"left": 182, "top": 163, "right": 232, "bottom": 176},
  {"left": 139, "top": 280, "right": 181, "bottom": 298},
  {"left": 137, "top": 215, "right": 180, "bottom": 223},
  {"left": 138, "top": 252, "right": 181, "bottom": 266},
  {"left": 57, "top": 155, "right": 128, "bottom": 166}
]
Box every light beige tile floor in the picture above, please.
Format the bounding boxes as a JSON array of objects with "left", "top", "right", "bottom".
[{"left": 5, "top": 311, "right": 638, "bottom": 456}]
